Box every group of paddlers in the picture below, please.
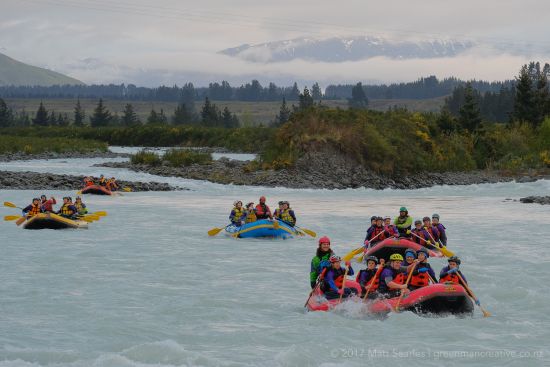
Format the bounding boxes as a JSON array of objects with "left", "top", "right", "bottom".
[
  {"left": 83, "top": 175, "right": 119, "bottom": 191},
  {"left": 22, "top": 195, "right": 88, "bottom": 219},
  {"left": 229, "top": 196, "right": 297, "bottom": 227}
]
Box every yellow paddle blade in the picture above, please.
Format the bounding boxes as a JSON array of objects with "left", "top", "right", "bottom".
[
  {"left": 4, "top": 215, "right": 21, "bottom": 221},
  {"left": 481, "top": 307, "right": 491, "bottom": 318},
  {"left": 439, "top": 246, "right": 455, "bottom": 257},
  {"left": 343, "top": 247, "right": 364, "bottom": 262},
  {"left": 122, "top": 187, "right": 132, "bottom": 192},
  {"left": 208, "top": 227, "right": 223, "bottom": 236},
  {"left": 80, "top": 216, "right": 95, "bottom": 223},
  {"left": 76, "top": 191, "right": 82, "bottom": 195},
  {"left": 92, "top": 211, "right": 108, "bottom": 217},
  {"left": 300, "top": 228, "right": 316, "bottom": 238},
  {"left": 3, "top": 201, "right": 17, "bottom": 208}
]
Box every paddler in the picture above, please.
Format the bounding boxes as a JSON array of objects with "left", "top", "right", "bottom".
[
  {"left": 310, "top": 236, "right": 334, "bottom": 289},
  {"left": 98, "top": 175, "right": 107, "bottom": 186},
  {"left": 365, "top": 216, "right": 390, "bottom": 245},
  {"left": 244, "top": 202, "right": 257, "bottom": 223},
  {"left": 404, "top": 249, "right": 416, "bottom": 266},
  {"left": 274, "top": 201, "right": 296, "bottom": 227},
  {"left": 83, "top": 176, "right": 94, "bottom": 187},
  {"left": 106, "top": 177, "right": 119, "bottom": 191},
  {"left": 431, "top": 214, "right": 448, "bottom": 246},
  {"left": 57, "top": 197, "right": 78, "bottom": 219},
  {"left": 40, "top": 194, "right": 56, "bottom": 213},
  {"left": 384, "top": 216, "right": 399, "bottom": 237},
  {"left": 74, "top": 196, "right": 88, "bottom": 215},
  {"left": 357, "top": 256, "right": 383, "bottom": 299},
  {"left": 364, "top": 216, "right": 377, "bottom": 243},
  {"left": 229, "top": 201, "right": 245, "bottom": 226},
  {"left": 377, "top": 253, "right": 411, "bottom": 298},
  {"left": 423, "top": 216, "right": 440, "bottom": 242},
  {"left": 411, "top": 220, "right": 431, "bottom": 246},
  {"left": 394, "top": 207, "right": 413, "bottom": 237},
  {"left": 22, "top": 198, "right": 43, "bottom": 218},
  {"left": 320, "top": 255, "right": 357, "bottom": 300},
  {"left": 439, "top": 256, "right": 467, "bottom": 285},
  {"left": 254, "top": 196, "right": 273, "bottom": 220},
  {"left": 409, "top": 248, "right": 437, "bottom": 290}
]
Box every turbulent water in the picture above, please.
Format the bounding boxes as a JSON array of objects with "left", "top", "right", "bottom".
[{"left": 1, "top": 149, "right": 550, "bottom": 367}]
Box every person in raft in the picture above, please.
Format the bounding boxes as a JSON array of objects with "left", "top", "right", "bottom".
[
  {"left": 274, "top": 201, "right": 296, "bottom": 227},
  {"left": 439, "top": 256, "right": 467, "bottom": 285},
  {"left": 394, "top": 207, "right": 413, "bottom": 237},
  {"left": 244, "top": 202, "right": 257, "bottom": 223},
  {"left": 377, "top": 253, "right": 411, "bottom": 298},
  {"left": 98, "top": 175, "right": 107, "bottom": 186},
  {"left": 254, "top": 196, "right": 273, "bottom": 220},
  {"left": 310, "top": 236, "right": 334, "bottom": 289},
  {"left": 409, "top": 248, "right": 437, "bottom": 291},
  {"left": 411, "top": 220, "right": 431, "bottom": 246},
  {"left": 364, "top": 216, "right": 377, "bottom": 243},
  {"left": 57, "top": 197, "right": 78, "bottom": 219},
  {"left": 22, "top": 198, "right": 43, "bottom": 218},
  {"left": 357, "top": 256, "right": 384, "bottom": 299},
  {"left": 83, "top": 176, "right": 94, "bottom": 187},
  {"left": 320, "top": 255, "right": 357, "bottom": 300},
  {"left": 431, "top": 213, "right": 448, "bottom": 246},
  {"left": 404, "top": 248, "right": 416, "bottom": 266},
  {"left": 106, "top": 177, "right": 119, "bottom": 191},
  {"left": 384, "top": 216, "right": 399, "bottom": 237},
  {"left": 422, "top": 216, "right": 440, "bottom": 243},
  {"left": 40, "top": 194, "right": 56, "bottom": 213},
  {"left": 229, "top": 201, "right": 245, "bottom": 226},
  {"left": 365, "top": 216, "right": 390, "bottom": 245},
  {"left": 74, "top": 196, "right": 88, "bottom": 215}
]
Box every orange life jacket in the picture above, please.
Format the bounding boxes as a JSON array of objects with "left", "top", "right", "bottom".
[
  {"left": 393, "top": 272, "right": 406, "bottom": 285},
  {"left": 440, "top": 273, "right": 460, "bottom": 284},
  {"left": 410, "top": 272, "right": 430, "bottom": 287},
  {"left": 28, "top": 204, "right": 41, "bottom": 217}
]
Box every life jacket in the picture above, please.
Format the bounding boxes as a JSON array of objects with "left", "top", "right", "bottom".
[
  {"left": 321, "top": 267, "right": 346, "bottom": 293},
  {"left": 385, "top": 225, "right": 399, "bottom": 237},
  {"left": 41, "top": 198, "right": 55, "bottom": 212},
  {"left": 356, "top": 268, "right": 379, "bottom": 291},
  {"left": 245, "top": 209, "right": 257, "bottom": 223},
  {"left": 28, "top": 204, "right": 41, "bottom": 217},
  {"left": 377, "top": 267, "right": 406, "bottom": 293},
  {"left": 425, "top": 226, "right": 439, "bottom": 241},
  {"left": 410, "top": 263, "right": 432, "bottom": 287},
  {"left": 440, "top": 273, "right": 460, "bottom": 284},
  {"left": 412, "top": 228, "right": 429, "bottom": 245},
  {"left": 277, "top": 208, "right": 295, "bottom": 225},
  {"left": 75, "top": 202, "right": 87, "bottom": 214},
  {"left": 369, "top": 226, "right": 387, "bottom": 242},
  {"left": 255, "top": 203, "right": 270, "bottom": 219},
  {"left": 106, "top": 180, "right": 113, "bottom": 191},
  {"left": 59, "top": 203, "right": 75, "bottom": 216},
  {"left": 99, "top": 177, "right": 106, "bottom": 186},
  {"left": 85, "top": 181, "right": 94, "bottom": 187},
  {"left": 230, "top": 207, "right": 244, "bottom": 223}
]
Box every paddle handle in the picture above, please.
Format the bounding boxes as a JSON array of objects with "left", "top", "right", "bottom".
[
  {"left": 395, "top": 261, "right": 418, "bottom": 312},
  {"left": 363, "top": 265, "right": 384, "bottom": 301}
]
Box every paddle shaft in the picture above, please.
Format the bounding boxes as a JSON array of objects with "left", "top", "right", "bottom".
[
  {"left": 357, "top": 230, "right": 385, "bottom": 262},
  {"left": 408, "top": 230, "right": 440, "bottom": 251},
  {"left": 304, "top": 268, "right": 327, "bottom": 308},
  {"left": 395, "top": 261, "right": 418, "bottom": 312},
  {"left": 456, "top": 272, "right": 491, "bottom": 317},
  {"left": 363, "top": 264, "right": 384, "bottom": 301},
  {"left": 338, "top": 267, "right": 349, "bottom": 303}
]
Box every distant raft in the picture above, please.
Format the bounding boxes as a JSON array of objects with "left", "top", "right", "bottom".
[
  {"left": 365, "top": 237, "right": 443, "bottom": 260},
  {"left": 225, "top": 219, "right": 300, "bottom": 239},
  {"left": 80, "top": 185, "right": 112, "bottom": 195},
  {"left": 23, "top": 213, "right": 89, "bottom": 230},
  {"left": 306, "top": 283, "right": 473, "bottom": 317}
]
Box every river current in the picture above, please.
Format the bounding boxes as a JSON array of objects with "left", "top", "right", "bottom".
[{"left": 1, "top": 149, "right": 550, "bottom": 366}]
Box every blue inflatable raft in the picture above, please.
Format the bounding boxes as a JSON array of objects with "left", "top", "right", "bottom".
[{"left": 225, "top": 219, "right": 300, "bottom": 239}]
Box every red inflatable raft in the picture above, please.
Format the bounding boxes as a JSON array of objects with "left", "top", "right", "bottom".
[
  {"left": 306, "top": 280, "right": 362, "bottom": 312},
  {"left": 365, "top": 238, "right": 443, "bottom": 260},
  {"left": 80, "top": 185, "right": 112, "bottom": 195}
]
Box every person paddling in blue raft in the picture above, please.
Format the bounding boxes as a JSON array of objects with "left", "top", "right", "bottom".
[
  {"left": 229, "top": 200, "right": 246, "bottom": 226},
  {"left": 320, "top": 255, "right": 357, "bottom": 300},
  {"left": 274, "top": 201, "right": 296, "bottom": 227}
]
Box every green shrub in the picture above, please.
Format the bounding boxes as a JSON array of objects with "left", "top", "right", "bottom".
[
  {"left": 130, "top": 150, "right": 162, "bottom": 166},
  {"left": 162, "top": 149, "right": 212, "bottom": 166},
  {"left": 0, "top": 135, "right": 107, "bottom": 154}
]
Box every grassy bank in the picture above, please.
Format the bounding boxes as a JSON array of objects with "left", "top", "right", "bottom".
[
  {"left": 131, "top": 149, "right": 212, "bottom": 167},
  {"left": 0, "top": 135, "right": 107, "bottom": 154}
]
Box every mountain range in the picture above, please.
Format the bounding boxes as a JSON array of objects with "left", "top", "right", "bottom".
[{"left": 0, "top": 52, "right": 83, "bottom": 86}]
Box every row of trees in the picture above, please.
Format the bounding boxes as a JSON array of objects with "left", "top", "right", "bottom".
[{"left": 0, "top": 97, "right": 241, "bottom": 128}]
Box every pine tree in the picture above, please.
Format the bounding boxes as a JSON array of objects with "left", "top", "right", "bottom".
[
  {"left": 32, "top": 101, "right": 49, "bottom": 126},
  {"left": 298, "top": 87, "right": 314, "bottom": 110},
  {"left": 513, "top": 64, "right": 535, "bottom": 123},
  {"left": 0, "top": 97, "right": 13, "bottom": 127},
  {"left": 121, "top": 103, "right": 139, "bottom": 126},
  {"left": 437, "top": 107, "right": 459, "bottom": 133},
  {"left": 534, "top": 63, "right": 550, "bottom": 126},
  {"left": 221, "top": 106, "right": 239, "bottom": 128},
  {"left": 459, "top": 83, "right": 482, "bottom": 132},
  {"left": 276, "top": 97, "right": 291, "bottom": 126},
  {"left": 57, "top": 113, "right": 70, "bottom": 126},
  {"left": 147, "top": 109, "right": 159, "bottom": 124},
  {"left": 172, "top": 103, "right": 193, "bottom": 125},
  {"left": 48, "top": 110, "right": 57, "bottom": 126},
  {"left": 74, "top": 98, "right": 86, "bottom": 126},
  {"left": 348, "top": 82, "right": 369, "bottom": 109},
  {"left": 90, "top": 98, "right": 112, "bottom": 127},
  {"left": 289, "top": 82, "right": 300, "bottom": 100},
  {"left": 158, "top": 109, "right": 168, "bottom": 124},
  {"left": 200, "top": 97, "right": 221, "bottom": 127},
  {"left": 311, "top": 82, "right": 323, "bottom": 100}
]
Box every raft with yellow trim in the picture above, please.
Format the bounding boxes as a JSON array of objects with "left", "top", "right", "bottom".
[
  {"left": 81, "top": 185, "right": 112, "bottom": 195},
  {"left": 23, "top": 213, "right": 89, "bottom": 230},
  {"left": 225, "top": 219, "right": 300, "bottom": 239}
]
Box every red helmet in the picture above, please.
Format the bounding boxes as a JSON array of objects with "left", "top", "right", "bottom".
[{"left": 318, "top": 236, "right": 331, "bottom": 245}]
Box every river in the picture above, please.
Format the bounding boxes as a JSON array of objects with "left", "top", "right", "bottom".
[{"left": 1, "top": 150, "right": 549, "bottom": 366}]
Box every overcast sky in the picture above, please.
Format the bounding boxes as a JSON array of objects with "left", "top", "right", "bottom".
[{"left": 2, "top": 0, "right": 549, "bottom": 86}]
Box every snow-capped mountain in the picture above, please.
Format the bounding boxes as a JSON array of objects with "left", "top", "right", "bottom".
[{"left": 219, "top": 36, "right": 475, "bottom": 63}]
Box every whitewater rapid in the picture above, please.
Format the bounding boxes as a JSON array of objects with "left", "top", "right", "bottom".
[{"left": 1, "top": 151, "right": 549, "bottom": 366}]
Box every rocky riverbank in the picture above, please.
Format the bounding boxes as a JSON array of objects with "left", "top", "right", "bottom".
[
  {"left": 0, "top": 171, "right": 179, "bottom": 191},
  {"left": 520, "top": 196, "right": 550, "bottom": 205},
  {"left": 0, "top": 150, "right": 130, "bottom": 162},
  {"left": 95, "top": 147, "right": 550, "bottom": 190}
]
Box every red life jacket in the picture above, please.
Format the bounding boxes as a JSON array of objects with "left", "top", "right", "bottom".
[
  {"left": 440, "top": 273, "right": 460, "bottom": 284},
  {"left": 255, "top": 204, "right": 270, "bottom": 219},
  {"left": 412, "top": 228, "right": 429, "bottom": 245},
  {"left": 356, "top": 269, "right": 380, "bottom": 291},
  {"left": 369, "top": 226, "right": 387, "bottom": 242},
  {"left": 410, "top": 272, "right": 429, "bottom": 287},
  {"left": 393, "top": 272, "right": 406, "bottom": 285}
]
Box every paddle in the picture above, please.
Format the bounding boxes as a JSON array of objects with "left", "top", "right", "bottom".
[
  {"left": 338, "top": 266, "right": 350, "bottom": 304},
  {"left": 407, "top": 230, "right": 453, "bottom": 256},
  {"left": 363, "top": 260, "right": 385, "bottom": 301},
  {"left": 456, "top": 272, "right": 491, "bottom": 317},
  {"left": 304, "top": 268, "right": 327, "bottom": 308},
  {"left": 394, "top": 261, "right": 418, "bottom": 312},
  {"left": 295, "top": 225, "right": 316, "bottom": 238},
  {"left": 208, "top": 225, "right": 230, "bottom": 236},
  {"left": 4, "top": 215, "right": 21, "bottom": 221},
  {"left": 122, "top": 187, "right": 132, "bottom": 192},
  {"left": 91, "top": 211, "right": 108, "bottom": 217},
  {"left": 357, "top": 230, "right": 385, "bottom": 262},
  {"left": 343, "top": 247, "right": 364, "bottom": 262},
  {"left": 16, "top": 216, "right": 27, "bottom": 226},
  {"left": 422, "top": 227, "right": 455, "bottom": 257},
  {"left": 4, "top": 201, "right": 23, "bottom": 210}
]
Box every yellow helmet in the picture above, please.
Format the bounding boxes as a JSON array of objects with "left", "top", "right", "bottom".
[{"left": 389, "top": 253, "right": 404, "bottom": 262}]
